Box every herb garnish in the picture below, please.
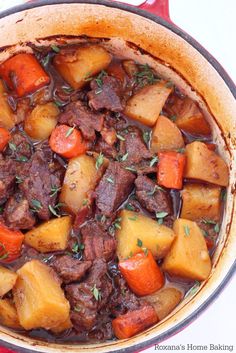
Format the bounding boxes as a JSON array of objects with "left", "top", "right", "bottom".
[
  {"left": 42, "top": 54, "right": 50, "bottom": 67},
  {"left": 125, "top": 203, "right": 135, "bottom": 211},
  {"left": 74, "top": 306, "right": 81, "bottom": 312},
  {"left": 125, "top": 166, "right": 137, "bottom": 173},
  {"left": 120, "top": 153, "right": 129, "bottom": 162},
  {"left": 137, "top": 238, "right": 143, "bottom": 247},
  {"left": 0, "top": 242, "right": 8, "bottom": 261},
  {"left": 214, "top": 223, "right": 220, "bottom": 233},
  {"left": 201, "top": 219, "right": 216, "bottom": 225},
  {"left": 146, "top": 185, "right": 165, "bottom": 196},
  {"left": 51, "top": 44, "right": 60, "bottom": 53},
  {"left": 128, "top": 215, "right": 138, "bottom": 221},
  {"left": 16, "top": 156, "right": 28, "bottom": 162},
  {"left": 54, "top": 100, "right": 64, "bottom": 107},
  {"left": 50, "top": 185, "right": 61, "bottom": 198},
  {"left": 170, "top": 115, "right": 177, "bottom": 122},
  {"left": 95, "top": 153, "right": 104, "bottom": 170},
  {"left": 62, "top": 86, "right": 73, "bottom": 93},
  {"left": 48, "top": 203, "right": 64, "bottom": 217},
  {"left": 135, "top": 64, "right": 158, "bottom": 87},
  {"left": 184, "top": 225, "right": 190, "bottom": 236},
  {"left": 8, "top": 142, "right": 17, "bottom": 152},
  {"left": 91, "top": 284, "right": 101, "bottom": 301},
  {"left": 149, "top": 155, "right": 158, "bottom": 167},
  {"left": 31, "top": 199, "right": 42, "bottom": 212},
  {"left": 176, "top": 148, "right": 185, "bottom": 154},
  {"left": 187, "top": 281, "right": 200, "bottom": 297},
  {"left": 143, "top": 131, "right": 151, "bottom": 145},
  {"left": 15, "top": 176, "right": 23, "bottom": 184},
  {"left": 72, "top": 242, "right": 84, "bottom": 254},
  {"left": 220, "top": 189, "right": 227, "bottom": 201},
  {"left": 156, "top": 211, "right": 168, "bottom": 225},
  {"left": 65, "top": 125, "right": 76, "bottom": 138},
  {"left": 114, "top": 217, "right": 122, "bottom": 230},
  {"left": 82, "top": 199, "right": 89, "bottom": 206},
  {"left": 106, "top": 177, "right": 114, "bottom": 184},
  {"left": 116, "top": 134, "right": 125, "bottom": 141}
]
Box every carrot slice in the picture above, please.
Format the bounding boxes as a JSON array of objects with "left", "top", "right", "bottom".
[
  {"left": 49, "top": 124, "right": 87, "bottom": 159},
  {"left": 112, "top": 305, "right": 158, "bottom": 339},
  {"left": 157, "top": 151, "right": 186, "bottom": 189},
  {"left": 0, "top": 53, "right": 50, "bottom": 97},
  {"left": 119, "top": 251, "right": 164, "bottom": 296},
  {"left": 0, "top": 223, "right": 24, "bottom": 262},
  {"left": 0, "top": 127, "right": 10, "bottom": 151}
]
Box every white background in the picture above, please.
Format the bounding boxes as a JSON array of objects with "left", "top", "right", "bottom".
[{"left": 0, "top": 1, "right": 235, "bottom": 352}]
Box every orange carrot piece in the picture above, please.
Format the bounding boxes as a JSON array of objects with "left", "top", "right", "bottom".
[
  {"left": 0, "top": 53, "right": 50, "bottom": 97},
  {"left": 157, "top": 151, "right": 186, "bottom": 189},
  {"left": 0, "top": 223, "right": 24, "bottom": 262},
  {"left": 112, "top": 305, "right": 158, "bottom": 339},
  {"left": 0, "top": 127, "right": 10, "bottom": 151},
  {"left": 119, "top": 251, "right": 164, "bottom": 296},
  {"left": 49, "top": 124, "right": 87, "bottom": 159}
]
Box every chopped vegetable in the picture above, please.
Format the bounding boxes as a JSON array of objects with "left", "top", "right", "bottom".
[
  {"left": 124, "top": 81, "right": 173, "bottom": 126},
  {"left": 184, "top": 141, "right": 229, "bottom": 186},
  {"left": 0, "top": 223, "right": 24, "bottom": 263},
  {"left": 53, "top": 45, "right": 111, "bottom": 89},
  {"left": 112, "top": 305, "right": 158, "bottom": 339},
  {"left": 49, "top": 124, "right": 87, "bottom": 158},
  {"left": 119, "top": 251, "right": 164, "bottom": 296},
  {"left": 181, "top": 183, "right": 221, "bottom": 221},
  {"left": 116, "top": 210, "right": 175, "bottom": 260},
  {"left": 151, "top": 115, "right": 184, "bottom": 153},
  {"left": 0, "top": 127, "right": 11, "bottom": 151},
  {"left": 0, "top": 266, "right": 18, "bottom": 297},
  {"left": 0, "top": 299, "right": 22, "bottom": 329},
  {"left": 24, "top": 103, "right": 59, "bottom": 140},
  {"left": 162, "top": 219, "right": 211, "bottom": 281},
  {"left": 0, "top": 80, "right": 16, "bottom": 129},
  {"left": 157, "top": 151, "right": 186, "bottom": 189},
  {"left": 0, "top": 53, "right": 50, "bottom": 97},
  {"left": 24, "top": 216, "right": 71, "bottom": 253},
  {"left": 13, "top": 260, "right": 70, "bottom": 330},
  {"left": 144, "top": 287, "right": 183, "bottom": 320}
]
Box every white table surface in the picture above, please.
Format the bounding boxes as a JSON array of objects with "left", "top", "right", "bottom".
[{"left": 0, "top": 1, "right": 235, "bottom": 352}]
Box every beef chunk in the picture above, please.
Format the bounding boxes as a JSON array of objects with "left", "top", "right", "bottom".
[
  {"left": 135, "top": 174, "right": 172, "bottom": 214},
  {"left": 119, "top": 126, "right": 152, "bottom": 165},
  {"left": 3, "top": 192, "right": 35, "bottom": 230},
  {"left": 65, "top": 259, "right": 112, "bottom": 331},
  {"left": 95, "top": 162, "right": 135, "bottom": 216},
  {"left": 51, "top": 255, "right": 92, "bottom": 284},
  {"left": 88, "top": 76, "right": 124, "bottom": 112},
  {"left": 4, "top": 131, "right": 32, "bottom": 161},
  {"left": 81, "top": 222, "right": 117, "bottom": 261},
  {"left": 19, "top": 146, "right": 64, "bottom": 221},
  {"left": 58, "top": 100, "right": 104, "bottom": 140},
  {"left": 95, "top": 137, "right": 117, "bottom": 159},
  {"left": 0, "top": 158, "right": 16, "bottom": 204}
]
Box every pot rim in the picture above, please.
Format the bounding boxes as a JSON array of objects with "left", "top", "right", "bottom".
[{"left": 0, "top": 1, "right": 235, "bottom": 353}]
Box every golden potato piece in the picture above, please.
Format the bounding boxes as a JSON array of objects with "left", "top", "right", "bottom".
[
  {"left": 24, "top": 216, "right": 71, "bottom": 253},
  {"left": 151, "top": 115, "right": 184, "bottom": 153},
  {"left": 53, "top": 45, "right": 112, "bottom": 89},
  {"left": 116, "top": 210, "right": 176, "bottom": 260},
  {"left": 13, "top": 260, "right": 70, "bottom": 330},
  {"left": 0, "top": 80, "right": 16, "bottom": 129},
  {"left": 24, "top": 102, "right": 59, "bottom": 140},
  {"left": 144, "top": 287, "right": 183, "bottom": 320},
  {"left": 50, "top": 316, "right": 72, "bottom": 333},
  {"left": 162, "top": 219, "right": 211, "bottom": 281},
  {"left": 184, "top": 141, "right": 229, "bottom": 186},
  {"left": 0, "top": 266, "right": 18, "bottom": 297},
  {"left": 181, "top": 183, "right": 221, "bottom": 221},
  {"left": 124, "top": 81, "right": 173, "bottom": 127},
  {"left": 60, "top": 155, "right": 102, "bottom": 215},
  {"left": 0, "top": 299, "right": 22, "bottom": 329}
]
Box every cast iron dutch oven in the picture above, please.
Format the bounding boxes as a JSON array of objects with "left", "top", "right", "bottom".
[{"left": 0, "top": 0, "right": 235, "bottom": 352}]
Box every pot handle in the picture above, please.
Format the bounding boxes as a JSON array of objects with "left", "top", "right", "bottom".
[{"left": 138, "top": 0, "right": 171, "bottom": 23}]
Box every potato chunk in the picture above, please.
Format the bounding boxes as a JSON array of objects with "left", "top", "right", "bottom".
[
  {"left": 181, "top": 183, "right": 221, "bottom": 221},
  {"left": 13, "top": 260, "right": 70, "bottom": 330},
  {"left": 116, "top": 210, "right": 176, "bottom": 260},
  {"left": 168, "top": 96, "right": 211, "bottom": 135},
  {"left": 0, "top": 299, "right": 22, "bottom": 329},
  {"left": 144, "top": 287, "right": 183, "bottom": 320},
  {"left": 151, "top": 115, "right": 184, "bottom": 153},
  {"left": 50, "top": 316, "right": 72, "bottom": 333},
  {"left": 162, "top": 219, "right": 211, "bottom": 281},
  {"left": 24, "top": 102, "right": 59, "bottom": 140},
  {"left": 184, "top": 141, "right": 229, "bottom": 186},
  {"left": 0, "top": 266, "right": 17, "bottom": 297},
  {"left": 0, "top": 80, "right": 16, "bottom": 130},
  {"left": 124, "top": 81, "right": 173, "bottom": 127},
  {"left": 24, "top": 216, "right": 71, "bottom": 253},
  {"left": 60, "top": 155, "right": 102, "bottom": 214},
  {"left": 53, "top": 45, "right": 112, "bottom": 89}
]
